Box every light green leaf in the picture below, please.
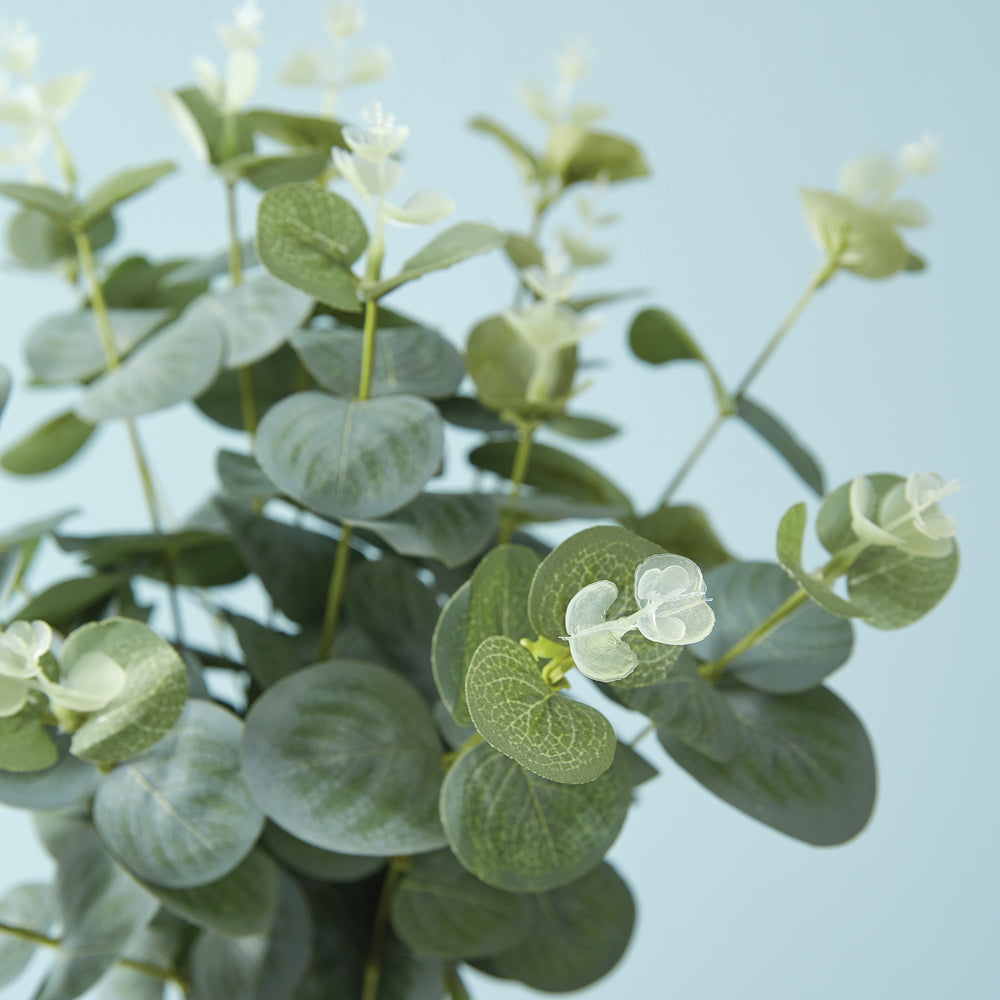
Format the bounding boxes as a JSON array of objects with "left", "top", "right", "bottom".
[
  {"left": 0, "top": 738, "right": 97, "bottom": 809},
  {"left": 431, "top": 582, "right": 473, "bottom": 726},
  {"left": 261, "top": 823, "right": 385, "bottom": 882},
  {"left": 254, "top": 391, "right": 443, "bottom": 520},
  {"left": 776, "top": 502, "right": 863, "bottom": 617},
  {"left": 469, "top": 117, "right": 540, "bottom": 180},
  {"left": 92, "top": 911, "right": 187, "bottom": 1000},
  {"left": 77, "top": 161, "right": 176, "bottom": 230},
  {"left": 736, "top": 395, "right": 825, "bottom": 496},
  {"left": 25, "top": 308, "right": 170, "bottom": 385},
  {"left": 1, "top": 410, "right": 96, "bottom": 476},
  {"left": 661, "top": 684, "right": 876, "bottom": 845},
  {"left": 141, "top": 848, "right": 280, "bottom": 938},
  {"left": 527, "top": 525, "right": 680, "bottom": 689},
  {"left": 503, "top": 232, "right": 544, "bottom": 270},
  {"left": 628, "top": 307, "right": 704, "bottom": 365},
  {"left": 467, "top": 636, "right": 616, "bottom": 784},
  {"left": 168, "top": 87, "right": 253, "bottom": 165},
  {"left": 7, "top": 208, "right": 114, "bottom": 269},
  {"left": 440, "top": 742, "right": 630, "bottom": 892},
  {"left": 223, "top": 149, "right": 330, "bottom": 190},
  {"left": 390, "top": 850, "right": 528, "bottom": 961},
  {"left": 0, "top": 182, "right": 76, "bottom": 227},
  {"left": 628, "top": 503, "right": 732, "bottom": 572},
  {"left": 246, "top": 108, "right": 347, "bottom": 153},
  {"left": 474, "top": 862, "right": 634, "bottom": 992},
  {"left": 291, "top": 322, "right": 464, "bottom": 399},
  {"left": 188, "top": 872, "right": 311, "bottom": 1000},
  {"left": 0, "top": 884, "right": 56, "bottom": 989},
  {"left": 93, "top": 700, "right": 263, "bottom": 889},
  {"left": 256, "top": 182, "right": 367, "bottom": 312},
  {"left": 0, "top": 715, "right": 58, "bottom": 773},
  {"left": 562, "top": 132, "right": 649, "bottom": 186},
  {"left": 75, "top": 309, "right": 224, "bottom": 421},
  {"left": 366, "top": 222, "right": 505, "bottom": 299},
  {"left": 66, "top": 618, "right": 189, "bottom": 765},
  {"left": 355, "top": 493, "right": 497, "bottom": 569},
  {"left": 695, "top": 561, "right": 854, "bottom": 693},
  {"left": 547, "top": 413, "right": 619, "bottom": 440},
  {"left": 242, "top": 661, "right": 447, "bottom": 855}
]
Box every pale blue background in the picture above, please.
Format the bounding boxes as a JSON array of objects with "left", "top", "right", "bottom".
[{"left": 1, "top": 1, "right": 997, "bottom": 997}]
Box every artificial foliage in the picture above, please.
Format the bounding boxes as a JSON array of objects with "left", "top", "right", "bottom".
[{"left": 0, "top": 5, "right": 960, "bottom": 999}]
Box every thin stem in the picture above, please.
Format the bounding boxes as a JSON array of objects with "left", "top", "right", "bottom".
[
  {"left": 658, "top": 255, "right": 840, "bottom": 507},
  {"left": 498, "top": 419, "right": 537, "bottom": 544},
  {"left": 357, "top": 298, "right": 379, "bottom": 402},
  {"left": 317, "top": 525, "right": 354, "bottom": 660},
  {"left": 629, "top": 719, "right": 657, "bottom": 748},
  {"left": 362, "top": 862, "right": 406, "bottom": 1000},
  {"left": 444, "top": 967, "right": 472, "bottom": 1000}
]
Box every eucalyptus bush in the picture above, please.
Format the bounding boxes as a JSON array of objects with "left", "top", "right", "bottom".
[{"left": 0, "top": 5, "right": 960, "bottom": 999}]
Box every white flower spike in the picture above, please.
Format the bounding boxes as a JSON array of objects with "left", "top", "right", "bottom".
[
  {"left": 565, "top": 554, "right": 715, "bottom": 682},
  {"left": 849, "top": 472, "right": 959, "bottom": 559}
]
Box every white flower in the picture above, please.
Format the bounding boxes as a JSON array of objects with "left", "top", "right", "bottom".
[
  {"left": 0, "top": 20, "right": 38, "bottom": 76},
  {"left": 218, "top": 0, "right": 264, "bottom": 50},
  {"left": 849, "top": 472, "right": 959, "bottom": 558},
  {"left": 900, "top": 132, "right": 943, "bottom": 175},
  {"left": 522, "top": 251, "right": 576, "bottom": 303},
  {"left": 37, "top": 650, "right": 126, "bottom": 713},
  {"left": 326, "top": 3, "right": 364, "bottom": 39},
  {"left": 193, "top": 1, "right": 264, "bottom": 115},
  {"left": 564, "top": 554, "right": 715, "bottom": 682},
  {"left": 0, "top": 620, "right": 51, "bottom": 718},
  {"left": 344, "top": 102, "right": 408, "bottom": 160}
]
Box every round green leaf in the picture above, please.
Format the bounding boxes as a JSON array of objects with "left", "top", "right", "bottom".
[
  {"left": 432, "top": 581, "right": 473, "bottom": 725},
  {"left": 1, "top": 410, "right": 96, "bottom": 476},
  {"left": 93, "top": 700, "right": 263, "bottom": 888},
  {"left": 242, "top": 660, "right": 447, "bottom": 855},
  {"left": 467, "top": 636, "right": 616, "bottom": 784},
  {"left": 75, "top": 308, "right": 224, "bottom": 421},
  {"left": 475, "top": 862, "right": 635, "bottom": 992},
  {"left": 661, "top": 684, "right": 876, "bottom": 845},
  {"left": 390, "top": 850, "right": 528, "bottom": 961},
  {"left": 66, "top": 618, "right": 189, "bottom": 765},
  {"left": 291, "top": 323, "right": 464, "bottom": 399},
  {"left": 527, "top": 525, "right": 680, "bottom": 688},
  {"left": 440, "top": 742, "right": 630, "bottom": 892},
  {"left": 254, "top": 391, "right": 443, "bottom": 520},
  {"left": 0, "top": 738, "right": 97, "bottom": 808},
  {"left": 0, "top": 715, "right": 58, "bottom": 773},
  {"left": 262, "top": 823, "right": 385, "bottom": 882},
  {"left": 628, "top": 307, "right": 702, "bottom": 365},
  {"left": 695, "top": 561, "right": 854, "bottom": 693},
  {"left": 256, "top": 182, "right": 367, "bottom": 312},
  {"left": 562, "top": 131, "right": 649, "bottom": 186}
]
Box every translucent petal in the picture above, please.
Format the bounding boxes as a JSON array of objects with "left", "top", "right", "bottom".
[
  {"left": 38, "top": 71, "right": 89, "bottom": 119},
  {"left": 343, "top": 47, "right": 391, "bottom": 86},
  {"left": 382, "top": 188, "right": 455, "bottom": 225},
  {"left": 882, "top": 198, "right": 930, "bottom": 228},
  {"left": 635, "top": 553, "right": 704, "bottom": 602},
  {"left": 0, "top": 675, "right": 29, "bottom": 717},
  {"left": 193, "top": 57, "right": 225, "bottom": 106},
  {"left": 636, "top": 605, "right": 686, "bottom": 644},
  {"left": 326, "top": 3, "right": 364, "bottom": 39},
  {"left": 225, "top": 49, "right": 258, "bottom": 111},
  {"left": 569, "top": 628, "right": 638, "bottom": 682},
  {"left": 159, "top": 88, "right": 211, "bottom": 163},
  {"left": 565, "top": 579, "right": 619, "bottom": 635},
  {"left": 900, "top": 133, "right": 942, "bottom": 175},
  {"left": 278, "top": 49, "right": 323, "bottom": 86},
  {"left": 42, "top": 651, "right": 125, "bottom": 712},
  {"left": 839, "top": 154, "right": 899, "bottom": 205},
  {"left": 849, "top": 476, "right": 900, "bottom": 547},
  {"left": 518, "top": 83, "right": 557, "bottom": 124}
]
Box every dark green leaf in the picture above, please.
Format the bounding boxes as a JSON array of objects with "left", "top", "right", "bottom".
[
  {"left": 546, "top": 413, "right": 619, "bottom": 440},
  {"left": 261, "top": 823, "right": 384, "bottom": 882},
  {"left": 0, "top": 182, "right": 76, "bottom": 227},
  {"left": 628, "top": 307, "right": 703, "bottom": 365},
  {"left": 431, "top": 582, "right": 473, "bottom": 725},
  {"left": 14, "top": 573, "right": 128, "bottom": 633},
  {"left": 736, "top": 395, "right": 825, "bottom": 495},
  {"left": 1, "top": 410, "right": 96, "bottom": 475},
  {"left": 246, "top": 108, "right": 348, "bottom": 152},
  {"left": 628, "top": 502, "right": 733, "bottom": 571},
  {"left": 563, "top": 132, "right": 649, "bottom": 186},
  {"left": 223, "top": 149, "right": 330, "bottom": 190},
  {"left": 469, "top": 117, "right": 540, "bottom": 179}
]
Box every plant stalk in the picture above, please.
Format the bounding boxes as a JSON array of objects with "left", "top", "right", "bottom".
[
  {"left": 498, "top": 419, "right": 537, "bottom": 544},
  {"left": 362, "top": 861, "right": 406, "bottom": 1000}
]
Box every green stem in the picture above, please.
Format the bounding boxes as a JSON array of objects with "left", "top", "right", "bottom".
[
  {"left": 362, "top": 861, "right": 406, "bottom": 1000},
  {"left": 629, "top": 719, "right": 657, "bottom": 748},
  {"left": 317, "top": 525, "right": 353, "bottom": 660},
  {"left": 357, "top": 298, "right": 379, "bottom": 402},
  {"left": 0, "top": 920, "right": 188, "bottom": 990},
  {"left": 498, "top": 419, "right": 537, "bottom": 544},
  {"left": 442, "top": 731, "right": 484, "bottom": 772},
  {"left": 658, "top": 255, "right": 840, "bottom": 507},
  {"left": 444, "top": 967, "right": 472, "bottom": 1000}
]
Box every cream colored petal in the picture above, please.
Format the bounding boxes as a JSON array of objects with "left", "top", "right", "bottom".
[
  {"left": 569, "top": 628, "right": 638, "bottom": 682},
  {"left": 43, "top": 651, "right": 125, "bottom": 712},
  {"left": 382, "top": 189, "right": 454, "bottom": 225},
  {"left": 565, "top": 579, "right": 618, "bottom": 635},
  {"left": 278, "top": 49, "right": 323, "bottom": 86},
  {"left": 0, "top": 675, "right": 29, "bottom": 717}
]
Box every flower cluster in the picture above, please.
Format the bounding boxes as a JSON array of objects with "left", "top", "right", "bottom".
[
  {"left": 564, "top": 554, "right": 715, "bottom": 682},
  {"left": 0, "top": 619, "right": 126, "bottom": 721},
  {"left": 193, "top": 0, "right": 265, "bottom": 114},
  {"left": 849, "top": 471, "right": 959, "bottom": 559}
]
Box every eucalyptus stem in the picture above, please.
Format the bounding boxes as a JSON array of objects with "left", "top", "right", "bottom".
[
  {"left": 498, "top": 419, "right": 537, "bottom": 544},
  {"left": 362, "top": 861, "right": 406, "bottom": 1000},
  {"left": 629, "top": 719, "right": 657, "bottom": 748},
  {"left": 658, "top": 254, "right": 841, "bottom": 507},
  {"left": 225, "top": 180, "right": 260, "bottom": 437},
  {"left": 0, "top": 920, "right": 188, "bottom": 990},
  {"left": 357, "top": 297, "right": 380, "bottom": 402},
  {"left": 444, "top": 967, "right": 472, "bottom": 1000}
]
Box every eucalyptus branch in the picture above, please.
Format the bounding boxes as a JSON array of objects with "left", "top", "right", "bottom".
[
  {"left": 498, "top": 417, "right": 538, "bottom": 544},
  {"left": 444, "top": 966, "right": 473, "bottom": 1000},
  {"left": 362, "top": 860, "right": 407, "bottom": 1000}
]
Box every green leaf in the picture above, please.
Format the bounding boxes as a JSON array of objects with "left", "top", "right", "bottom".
[
  {"left": 1, "top": 410, "right": 96, "bottom": 476},
  {"left": 0, "top": 715, "right": 58, "bottom": 773},
  {"left": 465, "top": 545, "right": 539, "bottom": 667},
  {"left": 246, "top": 108, "right": 347, "bottom": 152},
  {"left": 470, "top": 440, "right": 632, "bottom": 512},
  {"left": 256, "top": 182, "right": 367, "bottom": 312},
  {"left": 0, "top": 182, "right": 76, "bottom": 227},
  {"left": 14, "top": 573, "right": 127, "bottom": 633},
  {"left": 227, "top": 615, "right": 319, "bottom": 689},
  {"left": 255, "top": 391, "right": 443, "bottom": 520},
  {"left": 355, "top": 493, "right": 497, "bottom": 569},
  {"left": 66, "top": 618, "right": 189, "bottom": 765},
  {"left": 562, "top": 132, "right": 649, "bottom": 186},
  {"left": 101, "top": 254, "right": 208, "bottom": 311},
  {"left": 218, "top": 500, "right": 337, "bottom": 625},
  {"left": 437, "top": 395, "right": 510, "bottom": 433},
  {"left": 546, "top": 413, "right": 619, "bottom": 440},
  {"left": 75, "top": 308, "right": 224, "bottom": 421},
  {"left": 169, "top": 87, "right": 254, "bottom": 165},
  {"left": 141, "top": 848, "right": 280, "bottom": 938},
  {"left": 502, "top": 232, "right": 544, "bottom": 270},
  {"left": 628, "top": 503, "right": 733, "bottom": 571},
  {"left": 25, "top": 308, "right": 170, "bottom": 384},
  {"left": 527, "top": 525, "right": 680, "bottom": 688},
  {"left": 0, "top": 364, "right": 9, "bottom": 422},
  {"left": 439, "top": 742, "right": 630, "bottom": 892},
  {"left": 613, "top": 651, "right": 738, "bottom": 762},
  {"left": 661, "top": 684, "right": 877, "bottom": 845},
  {"left": 242, "top": 661, "right": 447, "bottom": 855},
  {"left": 801, "top": 188, "right": 907, "bottom": 279},
  {"left": 77, "top": 160, "right": 176, "bottom": 229},
  {"left": 38, "top": 827, "right": 158, "bottom": 1000},
  {"left": 93, "top": 700, "right": 263, "bottom": 888},
  {"left": 390, "top": 850, "right": 527, "bottom": 961},
  {"left": 468, "top": 117, "right": 540, "bottom": 180},
  {"left": 7, "top": 208, "right": 114, "bottom": 269},
  {"left": 736, "top": 395, "right": 825, "bottom": 495},
  {"left": 91, "top": 911, "right": 187, "bottom": 1000},
  {"left": 432, "top": 582, "right": 473, "bottom": 726},
  {"left": 261, "top": 823, "right": 384, "bottom": 882},
  {"left": 474, "top": 862, "right": 634, "bottom": 992},
  {"left": 0, "top": 884, "right": 57, "bottom": 988},
  {"left": 188, "top": 872, "right": 311, "bottom": 1000},
  {"left": 696, "top": 561, "right": 854, "bottom": 693},
  {"left": 366, "top": 222, "right": 505, "bottom": 299},
  {"left": 628, "top": 307, "right": 703, "bottom": 365},
  {"left": 816, "top": 475, "right": 959, "bottom": 628},
  {"left": 776, "top": 502, "right": 863, "bottom": 617},
  {"left": 223, "top": 149, "right": 330, "bottom": 190},
  {"left": 615, "top": 742, "right": 659, "bottom": 790},
  {"left": 0, "top": 739, "right": 97, "bottom": 809},
  {"left": 291, "top": 322, "right": 464, "bottom": 399},
  {"left": 217, "top": 450, "right": 280, "bottom": 504},
  {"left": 467, "top": 636, "right": 616, "bottom": 784}
]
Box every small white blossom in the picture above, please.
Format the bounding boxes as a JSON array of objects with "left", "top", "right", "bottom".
[
  {"left": 900, "top": 132, "right": 943, "bottom": 175},
  {"left": 0, "top": 20, "right": 38, "bottom": 76},
  {"left": 37, "top": 650, "right": 126, "bottom": 713},
  {"left": 0, "top": 620, "right": 51, "bottom": 718},
  {"left": 218, "top": 0, "right": 265, "bottom": 51},
  {"left": 343, "top": 102, "right": 408, "bottom": 160},
  {"left": 564, "top": 554, "right": 715, "bottom": 682},
  {"left": 326, "top": 2, "right": 364, "bottom": 39},
  {"left": 849, "top": 472, "right": 959, "bottom": 559},
  {"left": 522, "top": 251, "right": 576, "bottom": 303},
  {"left": 193, "top": 0, "right": 264, "bottom": 115}
]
